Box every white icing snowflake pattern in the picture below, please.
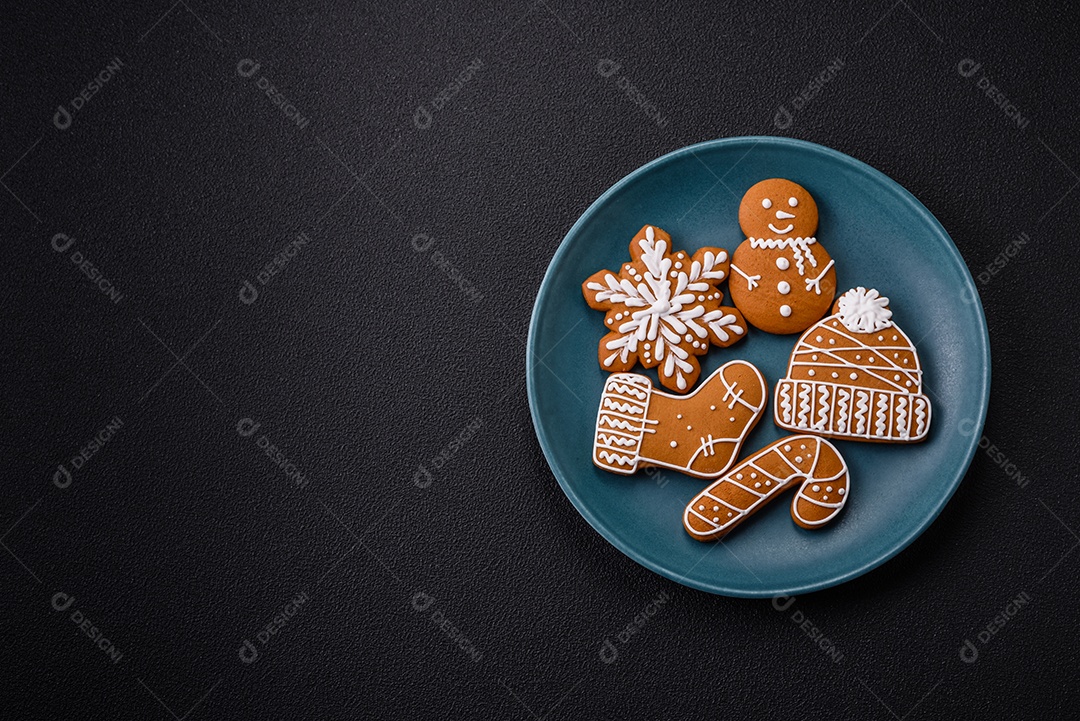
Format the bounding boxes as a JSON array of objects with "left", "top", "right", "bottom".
[
  {"left": 836, "top": 286, "right": 893, "bottom": 333},
  {"left": 583, "top": 225, "right": 748, "bottom": 393}
]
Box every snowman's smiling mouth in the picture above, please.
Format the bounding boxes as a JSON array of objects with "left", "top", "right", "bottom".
[{"left": 768, "top": 223, "right": 794, "bottom": 235}]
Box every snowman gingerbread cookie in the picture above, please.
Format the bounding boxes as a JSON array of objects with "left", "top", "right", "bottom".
[{"left": 729, "top": 179, "right": 837, "bottom": 335}]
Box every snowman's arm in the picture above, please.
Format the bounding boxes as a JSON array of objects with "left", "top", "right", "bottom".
[
  {"left": 730, "top": 263, "right": 760, "bottom": 291},
  {"left": 804, "top": 259, "right": 835, "bottom": 295}
]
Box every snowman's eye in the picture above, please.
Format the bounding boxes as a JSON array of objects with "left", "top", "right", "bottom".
[
  {"left": 788, "top": 197, "right": 798, "bottom": 207},
  {"left": 761, "top": 198, "right": 772, "bottom": 209}
]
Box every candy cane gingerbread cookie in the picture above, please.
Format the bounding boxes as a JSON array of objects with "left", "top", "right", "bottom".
[
  {"left": 583, "top": 225, "right": 748, "bottom": 393},
  {"left": 593, "top": 360, "right": 767, "bottom": 479},
  {"left": 729, "top": 179, "right": 837, "bottom": 334},
  {"left": 683, "top": 435, "right": 849, "bottom": 541}
]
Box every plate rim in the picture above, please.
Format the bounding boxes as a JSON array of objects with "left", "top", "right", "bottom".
[{"left": 526, "top": 136, "right": 991, "bottom": 598}]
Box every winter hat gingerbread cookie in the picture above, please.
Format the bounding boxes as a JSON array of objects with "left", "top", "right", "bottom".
[
  {"left": 773, "top": 287, "right": 932, "bottom": 442},
  {"left": 729, "top": 179, "right": 837, "bottom": 334},
  {"left": 593, "top": 360, "right": 767, "bottom": 479},
  {"left": 582, "top": 225, "right": 747, "bottom": 393}
]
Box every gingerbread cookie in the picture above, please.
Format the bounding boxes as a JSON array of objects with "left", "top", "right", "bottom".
[
  {"left": 583, "top": 225, "right": 748, "bottom": 393},
  {"left": 683, "top": 435, "right": 850, "bottom": 541},
  {"left": 593, "top": 360, "right": 766, "bottom": 479},
  {"left": 773, "top": 287, "right": 932, "bottom": 442},
  {"left": 729, "top": 179, "right": 837, "bottom": 334}
]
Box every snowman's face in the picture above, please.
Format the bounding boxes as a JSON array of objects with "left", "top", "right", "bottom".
[{"left": 738, "top": 179, "right": 819, "bottom": 238}]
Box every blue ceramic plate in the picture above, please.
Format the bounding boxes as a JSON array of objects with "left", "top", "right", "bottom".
[{"left": 526, "top": 137, "right": 990, "bottom": 597}]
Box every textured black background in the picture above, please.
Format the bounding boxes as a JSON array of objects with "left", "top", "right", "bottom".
[{"left": 4, "top": 1, "right": 1080, "bottom": 718}]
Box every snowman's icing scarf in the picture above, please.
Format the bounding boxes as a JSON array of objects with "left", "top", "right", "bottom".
[{"left": 748, "top": 237, "right": 818, "bottom": 276}]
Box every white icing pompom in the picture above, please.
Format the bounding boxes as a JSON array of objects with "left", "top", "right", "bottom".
[{"left": 836, "top": 287, "right": 892, "bottom": 333}]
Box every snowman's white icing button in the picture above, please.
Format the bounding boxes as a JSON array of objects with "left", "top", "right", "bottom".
[
  {"left": 779, "top": 304, "right": 792, "bottom": 317},
  {"left": 777, "top": 281, "right": 791, "bottom": 295},
  {"left": 775, "top": 257, "right": 790, "bottom": 271}
]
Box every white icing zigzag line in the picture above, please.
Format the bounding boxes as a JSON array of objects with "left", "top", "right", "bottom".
[
  {"left": 816, "top": 385, "right": 830, "bottom": 431},
  {"left": 797, "top": 383, "right": 811, "bottom": 429},
  {"left": 837, "top": 389, "right": 849, "bottom": 434},
  {"left": 804, "top": 258, "right": 835, "bottom": 295},
  {"left": 854, "top": 391, "right": 869, "bottom": 435},
  {"left": 599, "top": 416, "right": 644, "bottom": 432},
  {"left": 730, "top": 263, "right": 760, "bottom": 290},
  {"left": 896, "top": 396, "right": 908, "bottom": 439},
  {"left": 875, "top": 393, "right": 888, "bottom": 437},
  {"left": 597, "top": 451, "right": 634, "bottom": 466},
  {"left": 596, "top": 434, "right": 637, "bottom": 448},
  {"left": 606, "top": 383, "right": 648, "bottom": 400},
  {"left": 915, "top": 398, "right": 927, "bottom": 437},
  {"left": 596, "top": 410, "right": 652, "bottom": 427},
  {"left": 780, "top": 384, "right": 793, "bottom": 424},
  {"left": 598, "top": 409, "right": 648, "bottom": 425},
  {"left": 748, "top": 237, "right": 817, "bottom": 252},
  {"left": 602, "top": 398, "right": 645, "bottom": 414},
  {"left": 749, "top": 237, "right": 819, "bottom": 276}
]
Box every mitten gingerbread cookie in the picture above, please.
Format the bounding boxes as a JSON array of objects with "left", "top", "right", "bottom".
[
  {"left": 583, "top": 225, "right": 747, "bottom": 393},
  {"left": 593, "top": 360, "right": 766, "bottom": 479},
  {"left": 773, "top": 287, "right": 932, "bottom": 442},
  {"left": 683, "top": 435, "right": 850, "bottom": 541},
  {"left": 729, "top": 179, "right": 837, "bottom": 334}
]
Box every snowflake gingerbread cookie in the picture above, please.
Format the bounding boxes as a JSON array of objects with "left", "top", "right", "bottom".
[
  {"left": 582, "top": 225, "right": 747, "bottom": 393},
  {"left": 729, "top": 179, "right": 837, "bottom": 334}
]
